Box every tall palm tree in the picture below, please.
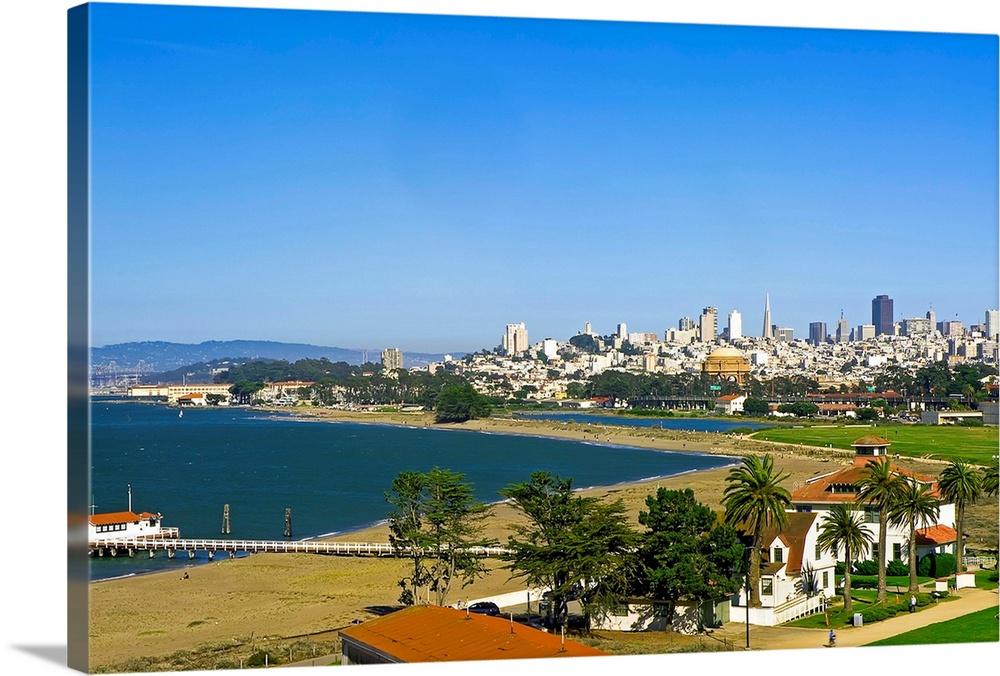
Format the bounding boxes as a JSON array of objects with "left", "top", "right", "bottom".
[
  {"left": 855, "top": 457, "right": 904, "bottom": 603},
  {"left": 817, "top": 502, "right": 874, "bottom": 614},
  {"left": 938, "top": 460, "right": 983, "bottom": 574},
  {"left": 723, "top": 454, "right": 792, "bottom": 608},
  {"left": 983, "top": 464, "right": 998, "bottom": 499},
  {"left": 887, "top": 478, "right": 940, "bottom": 592}
]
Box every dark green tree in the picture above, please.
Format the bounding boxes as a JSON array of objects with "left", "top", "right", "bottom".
[
  {"left": 500, "top": 472, "right": 637, "bottom": 632},
  {"left": 982, "top": 464, "right": 998, "bottom": 498},
  {"left": 635, "top": 488, "right": 744, "bottom": 628},
  {"left": 385, "top": 468, "right": 492, "bottom": 607},
  {"left": 434, "top": 382, "right": 492, "bottom": 423},
  {"left": 742, "top": 397, "right": 770, "bottom": 417},
  {"left": 722, "top": 454, "right": 792, "bottom": 608}
]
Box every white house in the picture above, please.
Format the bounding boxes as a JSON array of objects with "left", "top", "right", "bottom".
[
  {"left": 593, "top": 599, "right": 730, "bottom": 634},
  {"left": 789, "top": 435, "right": 956, "bottom": 565},
  {"left": 88, "top": 511, "right": 171, "bottom": 540},
  {"left": 714, "top": 394, "right": 747, "bottom": 415}
]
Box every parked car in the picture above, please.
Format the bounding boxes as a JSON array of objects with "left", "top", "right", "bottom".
[{"left": 468, "top": 601, "right": 500, "bottom": 616}]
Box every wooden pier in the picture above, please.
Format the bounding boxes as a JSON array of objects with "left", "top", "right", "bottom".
[{"left": 88, "top": 537, "right": 512, "bottom": 560}]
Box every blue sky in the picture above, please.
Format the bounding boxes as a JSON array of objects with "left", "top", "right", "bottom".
[{"left": 88, "top": 3, "right": 999, "bottom": 352}]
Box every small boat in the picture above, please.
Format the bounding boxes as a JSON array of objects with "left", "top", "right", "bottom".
[{"left": 178, "top": 409, "right": 184, "bottom": 418}]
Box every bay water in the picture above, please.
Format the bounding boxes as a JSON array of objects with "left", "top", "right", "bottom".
[{"left": 89, "top": 400, "right": 737, "bottom": 580}]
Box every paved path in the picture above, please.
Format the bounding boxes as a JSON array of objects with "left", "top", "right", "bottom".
[{"left": 713, "top": 587, "right": 999, "bottom": 651}]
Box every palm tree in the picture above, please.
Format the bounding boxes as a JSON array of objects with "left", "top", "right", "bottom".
[
  {"left": 817, "top": 502, "right": 874, "bottom": 614},
  {"left": 887, "top": 479, "right": 940, "bottom": 592},
  {"left": 983, "top": 464, "right": 998, "bottom": 498},
  {"left": 723, "top": 454, "right": 792, "bottom": 608},
  {"left": 938, "top": 460, "right": 983, "bottom": 574},
  {"left": 855, "top": 457, "right": 904, "bottom": 603}
]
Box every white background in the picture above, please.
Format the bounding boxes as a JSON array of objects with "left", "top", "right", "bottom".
[{"left": 2, "top": 1, "right": 997, "bottom": 675}]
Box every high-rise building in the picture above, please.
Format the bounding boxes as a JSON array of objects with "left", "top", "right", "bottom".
[
  {"left": 699, "top": 307, "right": 718, "bottom": 343},
  {"left": 854, "top": 324, "right": 876, "bottom": 341},
  {"left": 872, "top": 294, "right": 894, "bottom": 336},
  {"left": 835, "top": 312, "right": 849, "bottom": 343},
  {"left": 381, "top": 347, "right": 403, "bottom": 372},
  {"left": 502, "top": 322, "right": 529, "bottom": 356},
  {"left": 616, "top": 323, "right": 628, "bottom": 339},
  {"left": 986, "top": 310, "right": 999, "bottom": 340},
  {"left": 776, "top": 327, "right": 794, "bottom": 342},
  {"left": 938, "top": 320, "right": 964, "bottom": 337},
  {"left": 679, "top": 316, "right": 695, "bottom": 331},
  {"left": 727, "top": 310, "right": 742, "bottom": 341},
  {"left": 808, "top": 322, "right": 827, "bottom": 346},
  {"left": 761, "top": 293, "right": 773, "bottom": 339},
  {"left": 902, "top": 317, "right": 931, "bottom": 337},
  {"left": 926, "top": 308, "right": 937, "bottom": 336}
]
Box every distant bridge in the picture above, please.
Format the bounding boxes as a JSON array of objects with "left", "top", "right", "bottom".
[{"left": 88, "top": 537, "right": 512, "bottom": 560}]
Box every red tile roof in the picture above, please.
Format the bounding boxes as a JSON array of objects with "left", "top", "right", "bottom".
[
  {"left": 915, "top": 524, "right": 958, "bottom": 546},
  {"left": 89, "top": 511, "right": 141, "bottom": 526},
  {"left": 760, "top": 512, "right": 817, "bottom": 575},
  {"left": 791, "top": 464, "right": 941, "bottom": 504},
  {"left": 338, "top": 605, "right": 607, "bottom": 663},
  {"left": 851, "top": 435, "right": 891, "bottom": 447}
]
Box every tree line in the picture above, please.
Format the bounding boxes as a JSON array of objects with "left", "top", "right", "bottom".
[{"left": 385, "top": 457, "right": 999, "bottom": 631}]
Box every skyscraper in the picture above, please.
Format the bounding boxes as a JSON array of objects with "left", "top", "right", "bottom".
[
  {"left": 872, "top": 294, "right": 894, "bottom": 336},
  {"left": 381, "top": 347, "right": 403, "bottom": 372},
  {"left": 808, "top": 322, "right": 827, "bottom": 346},
  {"left": 761, "top": 293, "right": 773, "bottom": 339},
  {"left": 835, "top": 311, "right": 849, "bottom": 343},
  {"left": 986, "top": 310, "right": 999, "bottom": 340},
  {"left": 727, "top": 310, "right": 742, "bottom": 341},
  {"left": 502, "top": 322, "right": 529, "bottom": 356},
  {"left": 699, "top": 306, "right": 718, "bottom": 343}
]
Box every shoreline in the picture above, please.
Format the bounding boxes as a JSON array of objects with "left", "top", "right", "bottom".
[{"left": 86, "top": 407, "right": 964, "bottom": 670}]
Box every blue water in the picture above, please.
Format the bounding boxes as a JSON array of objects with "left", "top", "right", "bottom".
[
  {"left": 89, "top": 400, "right": 737, "bottom": 580},
  {"left": 514, "top": 411, "right": 772, "bottom": 432}
]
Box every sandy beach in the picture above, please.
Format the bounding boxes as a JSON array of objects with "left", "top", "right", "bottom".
[{"left": 87, "top": 410, "right": 995, "bottom": 671}]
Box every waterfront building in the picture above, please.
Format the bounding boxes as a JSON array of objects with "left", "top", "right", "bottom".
[
  {"left": 808, "top": 321, "right": 826, "bottom": 346},
  {"left": 381, "top": 347, "right": 403, "bottom": 372},
  {"left": 502, "top": 322, "right": 529, "bottom": 356},
  {"left": 728, "top": 309, "right": 742, "bottom": 341},
  {"left": 761, "top": 293, "right": 773, "bottom": 339},
  {"left": 872, "top": 294, "right": 894, "bottom": 336},
  {"left": 700, "top": 306, "right": 718, "bottom": 343},
  {"left": 127, "top": 383, "right": 233, "bottom": 404}
]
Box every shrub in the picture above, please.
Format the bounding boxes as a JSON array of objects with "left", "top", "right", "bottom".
[
  {"left": 887, "top": 559, "right": 908, "bottom": 577},
  {"left": 246, "top": 651, "right": 272, "bottom": 668},
  {"left": 835, "top": 561, "right": 845, "bottom": 575},
  {"left": 918, "top": 552, "right": 956, "bottom": 578},
  {"left": 853, "top": 559, "right": 878, "bottom": 576}
]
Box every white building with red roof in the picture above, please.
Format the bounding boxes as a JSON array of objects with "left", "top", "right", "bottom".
[{"left": 789, "top": 435, "right": 957, "bottom": 564}]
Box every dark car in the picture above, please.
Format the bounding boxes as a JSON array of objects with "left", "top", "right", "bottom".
[{"left": 467, "top": 601, "right": 500, "bottom": 616}]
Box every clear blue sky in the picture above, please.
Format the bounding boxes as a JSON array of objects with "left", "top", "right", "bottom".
[{"left": 88, "top": 3, "right": 999, "bottom": 352}]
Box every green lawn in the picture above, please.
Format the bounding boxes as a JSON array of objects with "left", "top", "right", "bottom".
[
  {"left": 863, "top": 606, "right": 999, "bottom": 646},
  {"left": 750, "top": 424, "right": 998, "bottom": 465}
]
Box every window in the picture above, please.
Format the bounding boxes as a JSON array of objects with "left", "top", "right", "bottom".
[
  {"left": 773, "top": 547, "right": 783, "bottom": 563},
  {"left": 872, "top": 543, "right": 880, "bottom": 562},
  {"left": 762, "top": 578, "right": 774, "bottom": 596},
  {"left": 823, "top": 571, "right": 829, "bottom": 588},
  {"left": 815, "top": 544, "right": 822, "bottom": 560},
  {"left": 893, "top": 543, "right": 902, "bottom": 560},
  {"left": 864, "top": 507, "right": 879, "bottom": 523}
]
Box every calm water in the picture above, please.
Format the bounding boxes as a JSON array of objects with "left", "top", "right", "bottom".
[
  {"left": 514, "top": 411, "right": 772, "bottom": 432},
  {"left": 89, "top": 400, "right": 737, "bottom": 580}
]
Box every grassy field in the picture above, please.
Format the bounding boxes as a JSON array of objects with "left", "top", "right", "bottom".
[
  {"left": 750, "top": 424, "right": 999, "bottom": 465},
  {"left": 863, "top": 606, "right": 999, "bottom": 646}
]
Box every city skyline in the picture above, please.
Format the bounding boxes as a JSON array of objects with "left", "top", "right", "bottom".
[{"left": 86, "top": 4, "right": 998, "bottom": 353}]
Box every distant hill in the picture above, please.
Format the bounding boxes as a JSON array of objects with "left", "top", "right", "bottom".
[{"left": 91, "top": 340, "right": 464, "bottom": 373}]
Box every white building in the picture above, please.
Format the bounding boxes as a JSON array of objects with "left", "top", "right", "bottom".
[
  {"left": 699, "top": 307, "right": 718, "bottom": 343},
  {"left": 381, "top": 347, "right": 403, "bottom": 371},
  {"left": 728, "top": 310, "right": 743, "bottom": 341},
  {"left": 541, "top": 338, "right": 560, "bottom": 360},
  {"left": 502, "top": 322, "right": 529, "bottom": 356},
  {"left": 714, "top": 394, "right": 747, "bottom": 415},
  {"left": 986, "top": 309, "right": 999, "bottom": 340}
]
